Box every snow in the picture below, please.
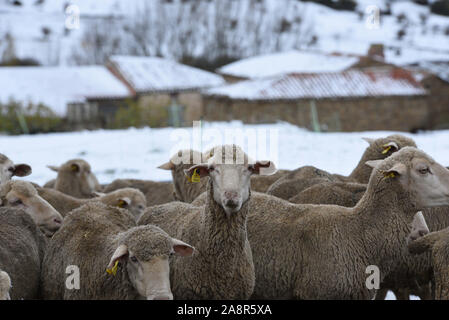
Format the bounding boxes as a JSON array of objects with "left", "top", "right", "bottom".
[
  {"left": 217, "top": 50, "right": 360, "bottom": 79},
  {"left": 109, "top": 55, "right": 225, "bottom": 93},
  {"left": 1, "top": 120, "right": 448, "bottom": 190},
  {"left": 205, "top": 69, "right": 427, "bottom": 100},
  {"left": 0, "top": 0, "right": 448, "bottom": 67},
  {"left": 0, "top": 66, "right": 130, "bottom": 115}
]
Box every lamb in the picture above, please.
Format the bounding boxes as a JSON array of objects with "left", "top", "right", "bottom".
[
  {"left": 103, "top": 179, "right": 174, "bottom": 206},
  {"left": 40, "top": 202, "right": 194, "bottom": 300},
  {"left": 407, "top": 215, "right": 449, "bottom": 299},
  {"left": 37, "top": 187, "right": 146, "bottom": 219},
  {"left": 0, "top": 207, "right": 47, "bottom": 299},
  {"left": 267, "top": 134, "right": 417, "bottom": 200},
  {"left": 0, "top": 270, "right": 11, "bottom": 300},
  {"left": 0, "top": 180, "right": 63, "bottom": 236},
  {"left": 46, "top": 159, "right": 102, "bottom": 198},
  {"left": 138, "top": 144, "right": 277, "bottom": 299},
  {"left": 0, "top": 153, "right": 31, "bottom": 185},
  {"left": 244, "top": 147, "right": 449, "bottom": 299}
]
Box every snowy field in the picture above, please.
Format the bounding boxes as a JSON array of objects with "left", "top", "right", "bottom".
[
  {"left": 1, "top": 121, "right": 448, "bottom": 188},
  {"left": 1, "top": 120, "right": 443, "bottom": 300}
]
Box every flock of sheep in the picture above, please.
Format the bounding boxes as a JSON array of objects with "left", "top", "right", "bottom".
[{"left": 1, "top": 135, "right": 449, "bottom": 300}]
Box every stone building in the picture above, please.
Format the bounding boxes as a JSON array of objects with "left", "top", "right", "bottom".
[
  {"left": 202, "top": 67, "right": 430, "bottom": 132},
  {"left": 107, "top": 56, "right": 225, "bottom": 127}
]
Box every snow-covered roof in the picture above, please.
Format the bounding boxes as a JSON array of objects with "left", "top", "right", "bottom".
[
  {"left": 108, "top": 55, "right": 225, "bottom": 93},
  {"left": 0, "top": 66, "right": 131, "bottom": 116},
  {"left": 204, "top": 68, "right": 427, "bottom": 101},
  {"left": 217, "top": 50, "right": 360, "bottom": 79},
  {"left": 414, "top": 61, "right": 449, "bottom": 83}
]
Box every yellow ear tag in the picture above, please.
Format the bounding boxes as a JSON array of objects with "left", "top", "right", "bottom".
[
  {"left": 382, "top": 145, "right": 392, "bottom": 154},
  {"left": 383, "top": 172, "right": 396, "bottom": 179},
  {"left": 117, "top": 200, "right": 126, "bottom": 208},
  {"left": 190, "top": 168, "right": 201, "bottom": 183},
  {"left": 106, "top": 260, "right": 119, "bottom": 276}
]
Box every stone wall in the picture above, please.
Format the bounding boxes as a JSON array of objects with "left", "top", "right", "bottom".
[{"left": 202, "top": 95, "right": 431, "bottom": 132}]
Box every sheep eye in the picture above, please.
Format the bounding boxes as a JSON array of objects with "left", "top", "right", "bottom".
[
  {"left": 7, "top": 167, "right": 14, "bottom": 172},
  {"left": 419, "top": 168, "right": 430, "bottom": 174},
  {"left": 130, "top": 256, "right": 138, "bottom": 263},
  {"left": 12, "top": 199, "right": 23, "bottom": 206}
]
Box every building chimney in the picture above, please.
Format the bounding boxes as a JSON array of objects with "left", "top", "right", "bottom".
[{"left": 367, "top": 44, "right": 385, "bottom": 60}]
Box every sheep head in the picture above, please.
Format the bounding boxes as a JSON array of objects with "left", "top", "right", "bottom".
[
  {"left": 48, "top": 159, "right": 100, "bottom": 197},
  {"left": 0, "top": 153, "right": 32, "bottom": 184},
  {"left": 366, "top": 147, "right": 449, "bottom": 209},
  {"left": 184, "top": 144, "right": 277, "bottom": 216},
  {"left": 0, "top": 180, "right": 63, "bottom": 236},
  {"left": 107, "top": 225, "right": 194, "bottom": 300}
]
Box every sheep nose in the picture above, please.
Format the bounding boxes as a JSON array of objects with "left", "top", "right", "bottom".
[
  {"left": 54, "top": 218, "right": 62, "bottom": 225},
  {"left": 224, "top": 199, "right": 238, "bottom": 209}
]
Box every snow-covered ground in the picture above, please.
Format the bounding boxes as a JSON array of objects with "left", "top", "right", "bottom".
[{"left": 1, "top": 120, "right": 448, "bottom": 188}]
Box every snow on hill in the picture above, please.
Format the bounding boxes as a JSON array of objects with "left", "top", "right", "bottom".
[{"left": 0, "top": 0, "right": 447, "bottom": 66}]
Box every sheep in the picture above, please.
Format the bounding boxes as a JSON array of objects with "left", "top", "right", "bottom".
[
  {"left": 158, "top": 149, "right": 288, "bottom": 203},
  {"left": 0, "top": 207, "right": 47, "bottom": 299},
  {"left": 289, "top": 181, "right": 367, "bottom": 207},
  {"left": 37, "top": 187, "right": 146, "bottom": 220},
  {"left": 407, "top": 216, "right": 449, "bottom": 299},
  {"left": 138, "top": 144, "right": 277, "bottom": 299},
  {"left": 0, "top": 153, "right": 31, "bottom": 185},
  {"left": 40, "top": 202, "right": 194, "bottom": 300},
  {"left": 288, "top": 179, "right": 449, "bottom": 300},
  {"left": 46, "top": 159, "right": 102, "bottom": 198},
  {"left": 244, "top": 147, "right": 449, "bottom": 299},
  {"left": 103, "top": 179, "right": 174, "bottom": 206},
  {"left": 0, "top": 270, "right": 11, "bottom": 300},
  {"left": 267, "top": 134, "right": 417, "bottom": 200},
  {"left": 0, "top": 180, "right": 63, "bottom": 236}
]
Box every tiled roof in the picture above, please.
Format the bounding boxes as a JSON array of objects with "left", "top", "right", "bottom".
[{"left": 205, "top": 68, "right": 427, "bottom": 101}]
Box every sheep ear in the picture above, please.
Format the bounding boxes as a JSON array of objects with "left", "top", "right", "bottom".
[
  {"left": 365, "top": 160, "right": 383, "bottom": 169},
  {"left": 93, "top": 192, "right": 105, "bottom": 197},
  {"left": 362, "top": 137, "right": 375, "bottom": 145},
  {"left": 107, "top": 244, "right": 128, "bottom": 270},
  {"left": 381, "top": 142, "right": 399, "bottom": 155},
  {"left": 117, "top": 197, "right": 131, "bottom": 208},
  {"left": 184, "top": 164, "right": 210, "bottom": 179},
  {"left": 250, "top": 161, "right": 277, "bottom": 176},
  {"left": 172, "top": 238, "right": 194, "bottom": 257},
  {"left": 13, "top": 164, "right": 32, "bottom": 177},
  {"left": 158, "top": 161, "right": 175, "bottom": 170},
  {"left": 47, "top": 165, "right": 60, "bottom": 172},
  {"left": 383, "top": 163, "right": 407, "bottom": 178}
]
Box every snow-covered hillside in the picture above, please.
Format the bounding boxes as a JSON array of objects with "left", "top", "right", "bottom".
[{"left": 0, "top": 0, "right": 448, "bottom": 66}]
